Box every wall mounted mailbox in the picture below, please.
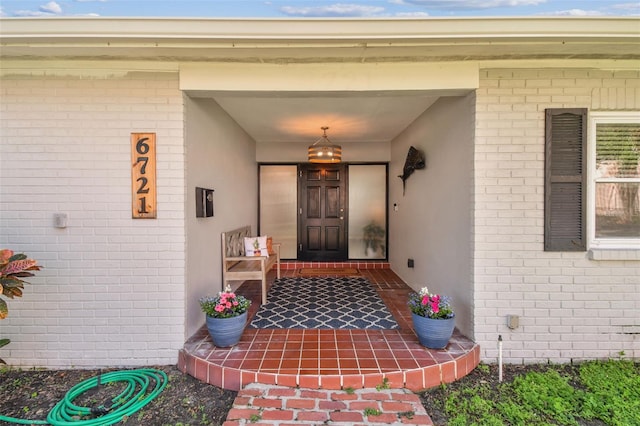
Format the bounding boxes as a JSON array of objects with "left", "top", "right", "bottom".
[{"left": 195, "top": 187, "right": 214, "bottom": 218}]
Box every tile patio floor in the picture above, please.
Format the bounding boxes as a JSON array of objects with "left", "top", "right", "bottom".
[{"left": 179, "top": 262, "right": 479, "bottom": 394}]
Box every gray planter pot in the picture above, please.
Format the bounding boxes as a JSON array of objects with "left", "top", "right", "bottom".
[
  {"left": 205, "top": 311, "right": 248, "bottom": 347},
  {"left": 411, "top": 313, "right": 455, "bottom": 349}
]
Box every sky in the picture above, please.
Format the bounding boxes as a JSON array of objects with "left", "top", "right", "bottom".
[{"left": 0, "top": 0, "right": 638, "bottom": 18}]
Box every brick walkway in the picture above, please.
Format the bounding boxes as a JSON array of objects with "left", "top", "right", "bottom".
[{"left": 222, "top": 383, "right": 433, "bottom": 425}]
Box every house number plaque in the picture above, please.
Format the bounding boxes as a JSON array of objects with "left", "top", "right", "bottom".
[{"left": 131, "top": 133, "right": 157, "bottom": 219}]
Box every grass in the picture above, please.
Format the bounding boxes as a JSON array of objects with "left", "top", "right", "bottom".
[
  {"left": 437, "top": 359, "right": 640, "bottom": 426},
  {"left": 364, "top": 407, "right": 382, "bottom": 416}
]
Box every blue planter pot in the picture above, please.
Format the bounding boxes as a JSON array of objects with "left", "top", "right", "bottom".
[
  {"left": 412, "top": 313, "right": 455, "bottom": 349},
  {"left": 205, "top": 311, "right": 248, "bottom": 347}
]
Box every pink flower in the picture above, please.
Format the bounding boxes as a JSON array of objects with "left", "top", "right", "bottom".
[
  {"left": 421, "top": 295, "right": 429, "bottom": 306},
  {"left": 233, "top": 301, "right": 239, "bottom": 306},
  {"left": 430, "top": 295, "right": 440, "bottom": 313},
  {"left": 214, "top": 305, "right": 224, "bottom": 312}
]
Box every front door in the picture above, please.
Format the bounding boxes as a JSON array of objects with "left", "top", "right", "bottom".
[{"left": 299, "top": 164, "right": 347, "bottom": 261}]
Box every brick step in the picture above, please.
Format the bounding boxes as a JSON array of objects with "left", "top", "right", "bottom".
[
  {"left": 280, "top": 261, "right": 390, "bottom": 270},
  {"left": 223, "top": 383, "right": 433, "bottom": 425}
]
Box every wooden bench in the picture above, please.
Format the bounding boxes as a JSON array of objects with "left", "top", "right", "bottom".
[{"left": 221, "top": 226, "right": 280, "bottom": 304}]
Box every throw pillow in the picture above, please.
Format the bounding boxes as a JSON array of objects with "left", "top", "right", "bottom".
[{"left": 244, "top": 236, "right": 269, "bottom": 257}]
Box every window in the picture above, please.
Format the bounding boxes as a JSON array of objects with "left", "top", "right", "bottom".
[
  {"left": 259, "top": 165, "right": 298, "bottom": 258},
  {"left": 348, "top": 164, "right": 387, "bottom": 259},
  {"left": 589, "top": 112, "right": 640, "bottom": 248}
]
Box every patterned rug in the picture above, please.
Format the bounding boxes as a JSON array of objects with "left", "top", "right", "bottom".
[{"left": 249, "top": 276, "right": 399, "bottom": 329}]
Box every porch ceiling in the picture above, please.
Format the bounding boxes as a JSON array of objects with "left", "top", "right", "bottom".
[{"left": 196, "top": 92, "right": 441, "bottom": 144}]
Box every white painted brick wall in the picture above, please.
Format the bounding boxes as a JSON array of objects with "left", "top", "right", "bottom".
[
  {"left": 475, "top": 69, "right": 640, "bottom": 364},
  {"left": 0, "top": 71, "right": 186, "bottom": 368}
]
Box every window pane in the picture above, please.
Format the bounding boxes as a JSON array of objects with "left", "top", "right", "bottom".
[
  {"left": 596, "top": 123, "right": 640, "bottom": 178},
  {"left": 260, "top": 165, "right": 298, "bottom": 258},
  {"left": 595, "top": 182, "right": 640, "bottom": 238},
  {"left": 348, "top": 165, "right": 387, "bottom": 259}
]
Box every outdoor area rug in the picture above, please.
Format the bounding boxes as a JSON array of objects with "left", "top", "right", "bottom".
[
  {"left": 249, "top": 276, "right": 399, "bottom": 329},
  {"left": 297, "top": 267, "right": 360, "bottom": 276}
]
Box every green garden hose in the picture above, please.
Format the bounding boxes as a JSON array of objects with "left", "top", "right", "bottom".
[{"left": 0, "top": 368, "right": 168, "bottom": 425}]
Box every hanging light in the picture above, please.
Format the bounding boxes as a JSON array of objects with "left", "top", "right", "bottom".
[{"left": 308, "top": 126, "right": 342, "bottom": 163}]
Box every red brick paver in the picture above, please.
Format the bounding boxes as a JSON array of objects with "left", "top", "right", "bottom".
[
  {"left": 180, "top": 267, "right": 479, "bottom": 393},
  {"left": 188, "top": 265, "right": 476, "bottom": 425},
  {"left": 222, "top": 383, "right": 433, "bottom": 425}
]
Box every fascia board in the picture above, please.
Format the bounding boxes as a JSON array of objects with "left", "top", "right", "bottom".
[{"left": 1, "top": 17, "right": 639, "bottom": 44}]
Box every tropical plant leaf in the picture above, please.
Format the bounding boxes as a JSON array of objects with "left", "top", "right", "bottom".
[
  {"left": 9, "top": 271, "right": 36, "bottom": 278},
  {"left": 2, "top": 287, "right": 22, "bottom": 299},
  {"left": 0, "top": 337, "right": 8, "bottom": 365},
  {"left": 0, "top": 249, "right": 13, "bottom": 264},
  {"left": 0, "top": 299, "right": 8, "bottom": 319},
  {"left": 2, "top": 280, "right": 24, "bottom": 289},
  {"left": 1, "top": 277, "right": 25, "bottom": 287},
  {"left": 1, "top": 259, "right": 37, "bottom": 275},
  {"left": 8, "top": 253, "right": 27, "bottom": 262},
  {"left": 0, "top": 249, "right": 40, "bottom": 320}
]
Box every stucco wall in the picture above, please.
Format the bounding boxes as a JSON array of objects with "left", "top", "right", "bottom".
[
  {"left": 0, "top": 71, "right": 186, "bottom": 367},
  {"left": 184, "top": 97, "right": 258, "bottom": 338},
  {"left": 389, "top": 95, "right": 475, "bottom": 339},
  {"left": 474, "top": 69, "right": 640, "bottom": 364}
]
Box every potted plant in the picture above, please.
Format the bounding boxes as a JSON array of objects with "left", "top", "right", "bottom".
[
  {"left": 1, "top": 249, "right": 41, "bottom": 364},
  {"left": 362, "top": 222, "right": 386, "bottom": 258},
  {"left": 408, "top": 286, "right": 455, "bottom": 349},
  {"left": 199, "top": 286, "right": 251, "bottom": 347}
]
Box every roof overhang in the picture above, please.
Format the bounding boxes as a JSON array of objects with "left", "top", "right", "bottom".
[
  {"left": 1, "top": 17, "right": 639, "bottom": 63},
  {"left": 1, "top": 17, "right": 638, "bottom": 146}
]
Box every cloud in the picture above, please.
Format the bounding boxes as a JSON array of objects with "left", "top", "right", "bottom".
[
  {"left": 13, "top": 1, "right": 63, "bottom": 16},
  {"left": 611, "top": 2, "right": 640, "bottom": 13},
  {"left": 538, "top": 8, "right": 604, "bottom": 16},
  {"left": 41, "top": 1, "right": 63, "bottom": 14},
  {"left": 396, "top": 0, "right": 546, "bottom": 9},
  {"left": 10, "top": 0, "right": 101, "bottom": 17},
  {"left": 395, "top": 11, "right": 431, "bottom": 16},
  {"left": 280, "top": 3, "right": 385, "bottom": 17}
]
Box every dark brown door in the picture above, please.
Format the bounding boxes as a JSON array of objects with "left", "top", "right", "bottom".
[{"left": 299, "top": 164, "right": 347, "bottom": 261}]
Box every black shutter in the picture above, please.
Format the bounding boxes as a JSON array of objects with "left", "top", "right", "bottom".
[{"left": 544, "top": 108, "right": 587, "bottom": 251}]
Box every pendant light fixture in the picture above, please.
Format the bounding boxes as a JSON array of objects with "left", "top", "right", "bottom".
[{"left": 308, "top": 126, "right": 342, "bottom": 163}]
